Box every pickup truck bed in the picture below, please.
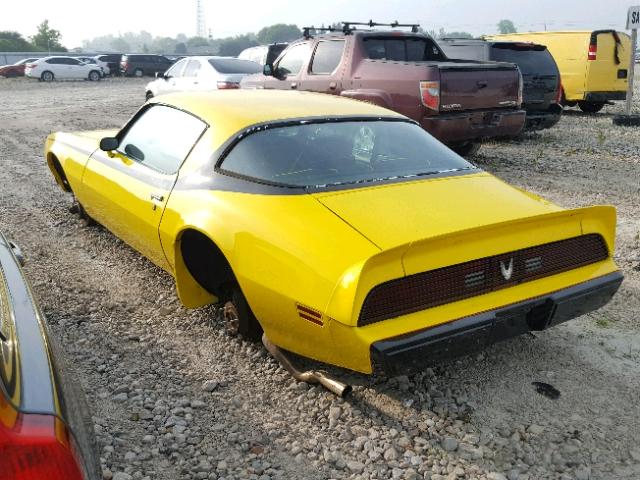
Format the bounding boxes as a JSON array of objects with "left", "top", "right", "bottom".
[{"left": 242, "top": 31, "right": 526, "bottom": 152}]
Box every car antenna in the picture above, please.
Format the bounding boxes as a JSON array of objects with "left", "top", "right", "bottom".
[{"left": 341, "top": 20, "right": 420, "bottom": 34}]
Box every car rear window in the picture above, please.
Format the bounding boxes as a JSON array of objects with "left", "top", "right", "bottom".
[
  {"left": 490, "top": 44, "right": 557, "bottom": 76},
  {"left": 363, "top": 37, "right": 446, "bottom": 61},
  {"left": 208, "top": 58, "right": 262, "bottom": 74},
  {"left": 220, "top": 120, "right": 474, "bottom": 188}
]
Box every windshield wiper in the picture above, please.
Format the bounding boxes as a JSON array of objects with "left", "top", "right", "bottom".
[{"left": 308, "top": 166, "right": 478, "bottom": 189}]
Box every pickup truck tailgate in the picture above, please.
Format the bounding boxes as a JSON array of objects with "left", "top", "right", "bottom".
[{"left": 439, "top": 61, "right": 520, "bottom": 111}]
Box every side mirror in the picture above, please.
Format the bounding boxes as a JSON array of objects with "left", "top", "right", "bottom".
[
  {"left": 99, "top": 137, "right": 119, "bottom": 152},
  {"left": 263, "top": 63, "right": 274, "bottom": 76}
]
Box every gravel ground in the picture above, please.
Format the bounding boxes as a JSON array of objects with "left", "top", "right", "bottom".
[{"left": 0, "top": 76, "right": 639, "bottom": 480}]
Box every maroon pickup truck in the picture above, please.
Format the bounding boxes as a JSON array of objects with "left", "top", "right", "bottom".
[{"left": 241, "top": 28, "right": 525, "bottom": 154}]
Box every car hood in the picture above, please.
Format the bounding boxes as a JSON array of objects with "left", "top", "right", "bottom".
[{"left": 312, "top": 172, "right": 561, "bottom": 250}]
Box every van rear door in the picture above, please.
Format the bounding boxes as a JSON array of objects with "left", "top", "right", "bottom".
[
  {"left": 490, "top": 43, "right": 560, "bottom": 110},
  {"left": 585, "top": 30, "right": 630, "bottom": 94}
]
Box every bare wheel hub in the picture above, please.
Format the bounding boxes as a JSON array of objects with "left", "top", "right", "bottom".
[{"left": 222, "top": 301, "right": 240, "bottom": 335}]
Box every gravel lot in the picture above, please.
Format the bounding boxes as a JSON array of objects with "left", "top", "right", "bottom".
[{"left": 1, "top": 76, "right": 639, "bottom": 480}]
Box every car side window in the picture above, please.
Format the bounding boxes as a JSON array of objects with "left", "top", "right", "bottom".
[
  {"left": 310, "top": 40, "right": 345, "bottom": 74},
  {"left": 276, "top": 43, "right": 309, "bottom": 76},
  {"left": 118, "top": 105, "right": 207, "bottom": 175},
  {"left": 183, "top": 60, "right": 201, "bottom": 77},
  {"left": 166, "top": 59, "right": 187, "bottom": 77},
  {"left": 46, "top": 58, "right": 63, "bottom": 64}
]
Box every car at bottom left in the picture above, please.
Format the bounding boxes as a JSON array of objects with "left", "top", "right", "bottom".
[
  {"left": 0, "top": 232, "right": 101, "bottom": 479},
  {"left": 25, "top": 56, "right": 103, "bottom": 82}
]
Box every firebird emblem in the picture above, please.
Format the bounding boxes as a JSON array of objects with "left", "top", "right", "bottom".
[{"left": 500, "top": 258, "right": 514, "bottom": 280}]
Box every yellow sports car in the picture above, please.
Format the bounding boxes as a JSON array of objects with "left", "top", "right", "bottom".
[{"left": 45, "top": 90, "right": 622, "bottom": 381}]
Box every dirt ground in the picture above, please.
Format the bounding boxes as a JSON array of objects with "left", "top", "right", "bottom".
[{"left": 0, "top": 76, "right": 639, "bottom": 480}]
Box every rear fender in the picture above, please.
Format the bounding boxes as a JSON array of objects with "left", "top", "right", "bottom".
[{"left": 340, "top": 89, "right": 394, "bottom": 109}]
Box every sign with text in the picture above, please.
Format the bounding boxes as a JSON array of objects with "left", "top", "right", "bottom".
[{"left": 627, "top": 6, "right": 640, "bottom": 29}]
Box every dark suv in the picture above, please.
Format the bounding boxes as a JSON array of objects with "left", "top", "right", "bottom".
[
  {"left": 438, "top": 39, "right": 562, "bottom": 130},
  {"left": 120, "top": 54, "right": 174, "bottom": 77},
  {"left": 95, "top": 54, "right": 122, "bottom": 76}
]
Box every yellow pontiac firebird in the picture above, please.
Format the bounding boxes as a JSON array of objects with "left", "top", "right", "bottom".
[{"left": 45, "top": 90, "right": 622, "bottom": 376}]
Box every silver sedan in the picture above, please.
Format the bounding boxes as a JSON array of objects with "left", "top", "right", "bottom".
[{"left": 145, "top": 56, "right": 261, "bottom": 100}]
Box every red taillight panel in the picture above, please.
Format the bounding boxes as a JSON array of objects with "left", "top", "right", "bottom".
[
  {"left": 0, "top": 413, "right": 85, "bottom": 480},
  {"left": 588, "top": 44, "right": 597, "bottom": 61},
  {"left": 419, "top": 80, "right": 440, "bottom": 111},
  {"left": 217, "top": 81, "right": 240, "bottom": 89}
]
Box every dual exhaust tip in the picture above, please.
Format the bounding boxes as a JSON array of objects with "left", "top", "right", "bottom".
[{"left": 262, "top": 334, "right": 352, "bottom": 398}]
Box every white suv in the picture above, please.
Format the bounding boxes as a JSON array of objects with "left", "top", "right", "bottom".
[{"left": 25, "top": 56, "right": 102, "bottom": 82}]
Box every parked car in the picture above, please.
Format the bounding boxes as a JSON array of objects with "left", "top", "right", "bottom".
[
  {"left": 25, "top": 56, "right": 102, "bottom": 82},
  {"left": 76, "top": 56, "right": 110, "bottom": 77},
  {"left": 238, "top": 43, "right": 288, "bottom": 65},
  {"left": 241, "top": 27, "right": 525, "bottom": 155},
  {"left": 0, "top": 58, "right": 38, "bottom": 77},
  {"left": 0, "top": 233, "right": 101, "bottom": 479},
  {"left": 439, "top": 39, "right": 562, "bottom": 130},
  {"left": 95, "top": 54, "right": 122, "bottom": 76},
  {"left": 120, "top": 54, "right": 174, "bottom": 77},
  {"left": 44, "top": 91, "right": 622, "bottom": 382},
  {"left": 487, "top": 30, "right": 630, "bottom": 113},
  {"left": 145, "top": 56, "right": 262, "bottom": 100}
]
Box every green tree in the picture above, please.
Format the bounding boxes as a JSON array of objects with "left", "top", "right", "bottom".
[
  {"left": 217, "top": 34, "right": 259, "bottom": 56},
  {"left": 256, "top": 24, "right": 301, "bottom": 44},
  {"left": 31, "top": 20, "right": 66, "bottom": 51},
  {"left": 497, "top": 19, "right": 517, "bottom": 34},
  {"left": 110, "top": 37, "right": 130, "bottom": 53},
  {"left": 174, "top": 42, "right": 187, "bottom": 54},
  {"left": 0, "top": 31, "right": 36, "bottom": 51},
  {"left": 187, "top": 36, "right": 210, "bottom": 48}
]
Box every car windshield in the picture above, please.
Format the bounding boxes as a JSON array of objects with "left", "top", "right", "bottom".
[
  {"left": 220, "top": 120, "right": 476, "bottom": 188},
  {"left": 208, "top": 58, "right": 261, "bottom": 74}
]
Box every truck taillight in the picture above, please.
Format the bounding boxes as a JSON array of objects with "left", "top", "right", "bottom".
[
  {"left": 217, "top": 81, "right": 240, "bottom": 89},
  {"left": 0, "top": 413, "right": 85, "bottom": 480},
  {"left": 588, "top": 43, "right": 597, "bottom": 61},
  {"left": 419, "top": 81, "right": 440, "bottom": 111}
]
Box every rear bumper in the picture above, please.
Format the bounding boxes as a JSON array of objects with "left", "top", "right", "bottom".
[
  {"left": 524, "top": 105, "right": 562, "bottom": 130},
  {"left": 584, "top": 91, "right": 626, "bottom": 102},
  {"left": 420, "top": 109, "right": 526, "bottom": 144},
  {"left": 371, "top": 271, "right": 623, "bottom": 377}
]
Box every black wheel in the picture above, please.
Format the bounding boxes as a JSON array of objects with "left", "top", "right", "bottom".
[
  {"left": 88, "top": 70, "right": 101, "bottom": 81},
  {"left": 450, "top": 141, "right": 481, "bottom": 156},
  {"left": 145, "top": 91, "right": 153, "bottom": 101},
  {"left": 134, "top": 68, "right": 144, "bottom": 77},
  {"left": 613, "top": 114, "right": 640, "bottom": 126},
  {"left": 218, "top": 286, "right": 262, "bottom": 341},
  {"left": 578, "top": 101, "right": 605, "bottom": 113},
  {"left": 41, "top": 70, "right": 54, "bottom": 82}
]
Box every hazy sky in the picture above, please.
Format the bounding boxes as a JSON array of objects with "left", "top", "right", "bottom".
[{"left": 2, "top": 0, "right": 635, "bottom": 47}]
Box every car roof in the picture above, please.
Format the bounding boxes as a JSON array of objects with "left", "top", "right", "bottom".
[{"left": 150, "top": 90, "right": 404, "bottom": 145}]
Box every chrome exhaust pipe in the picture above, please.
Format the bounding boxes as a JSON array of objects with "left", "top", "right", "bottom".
[{"left": 262, "top": 334, "right": 352, "bottom": 398}]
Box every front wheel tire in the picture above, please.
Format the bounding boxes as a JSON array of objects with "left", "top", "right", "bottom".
[
  {"left": 88, "top": 70, "right": 101, "bottom": 81},
  {"left": 218, "top": 287, "right": 262, "bottom": 341}
]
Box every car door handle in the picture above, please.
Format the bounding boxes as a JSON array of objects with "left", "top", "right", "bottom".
[
  {"left": 150, "top": 193, "right": 164, "bottom": 202},
  {"left": 329, "top": 81, "right": 337, "bottom": 90},
  {"left": 290, "top": 82, "right": 297, "bottom": 89}
]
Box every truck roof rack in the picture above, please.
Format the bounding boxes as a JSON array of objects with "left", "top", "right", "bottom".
[
  {"left": 341, "top": 20, "right": 420, "bottom": 34},
  {"left": 302, "top": 26, "right": 339, "bottom": 39}
]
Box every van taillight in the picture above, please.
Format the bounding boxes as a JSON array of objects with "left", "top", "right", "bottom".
[
  {"left": 419, "top": 81, "right": 440, "bottom": 111},
  {"left": 588, "top": 44, "right": 597, "bottom": 61},
  {"left": 0, "top": 413, "right": 85, "bottom": 480}
]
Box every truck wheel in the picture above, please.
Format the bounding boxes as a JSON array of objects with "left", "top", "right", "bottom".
[
  {"left": 450, "top": 141, "right": 481, "bottom": 157},
  {"left": 578, "top": 101, "right": 605, "bottom": 114},
  {"left": 217, "top": 286, "right": 263, "bottom": 341},
  {"left": 613, "top": 114, "right": 640, "bottom": 126}
]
